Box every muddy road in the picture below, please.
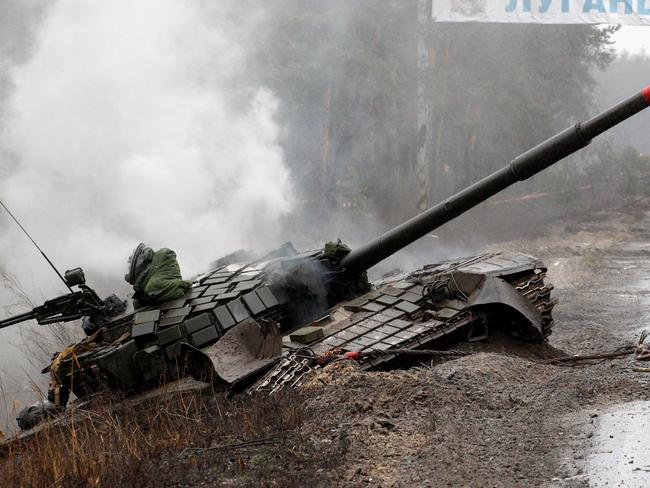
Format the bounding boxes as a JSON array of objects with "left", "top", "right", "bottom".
[{"left": 299, "top": 205, "right": 650, "bottom": 487}]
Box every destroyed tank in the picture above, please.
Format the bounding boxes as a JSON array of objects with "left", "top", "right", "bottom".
[{"left": 2, "top": 86, "right": 650, "bottom": 428}]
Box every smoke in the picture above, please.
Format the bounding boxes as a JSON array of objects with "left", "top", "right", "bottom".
[{"left": 0, "top": 0, "right": 293, "bottom": 294}]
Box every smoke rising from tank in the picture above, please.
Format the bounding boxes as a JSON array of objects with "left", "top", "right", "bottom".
[
  {"left": 0, "top": 0, "right": 293, "bottom": 294},
  {"left": 0, "top": 0, "right": 295, "bottom": 434}
]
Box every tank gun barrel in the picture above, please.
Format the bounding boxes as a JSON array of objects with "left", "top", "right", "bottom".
[{"left": 340, "top": 87, "right": 650, "bottom": 275}]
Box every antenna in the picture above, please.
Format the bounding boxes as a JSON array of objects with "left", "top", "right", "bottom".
[{"left": 0, "top": 199, "right": 73, "bottom": 292}]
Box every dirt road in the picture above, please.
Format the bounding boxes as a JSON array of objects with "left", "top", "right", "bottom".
[{"left": 299, "top": 205, "right": 650, "bottom": 487}]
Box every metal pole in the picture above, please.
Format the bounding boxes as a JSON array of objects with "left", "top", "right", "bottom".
[{"left": 416, "top": 0, "right": 433, "bottom": 212}]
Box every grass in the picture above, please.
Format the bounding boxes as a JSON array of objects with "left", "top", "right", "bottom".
[{"left": 0, "top": 388, "right": 336, "bottom": 487}]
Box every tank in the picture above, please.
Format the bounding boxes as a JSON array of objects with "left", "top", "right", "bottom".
[{"left": 2, "top": 86, "right": 650, "bottom": 429}]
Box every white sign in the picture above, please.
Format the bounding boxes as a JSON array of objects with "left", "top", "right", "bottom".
[{"left": 432, "top": 0, "right": 650, "bottom": 24}]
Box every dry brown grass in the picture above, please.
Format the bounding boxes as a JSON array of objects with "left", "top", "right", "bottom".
[{"left": 0, "top": 388, "right": 335, "bottom": 487}]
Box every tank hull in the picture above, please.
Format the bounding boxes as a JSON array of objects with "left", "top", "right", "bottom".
[{"left": 52, "top": 251, "right": 554, "bottom": 400}]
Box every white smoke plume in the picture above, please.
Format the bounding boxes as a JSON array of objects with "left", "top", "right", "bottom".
[{"left": 0, "top": 0, "right": 293, "bottom": 295}]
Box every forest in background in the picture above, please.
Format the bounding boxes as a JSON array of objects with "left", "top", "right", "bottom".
[
  {"left": 246, "top": 1, "right": 650, "bottom": 246},
  {"left": 1, "top": 0, "right": 648, "bottom": 255}
]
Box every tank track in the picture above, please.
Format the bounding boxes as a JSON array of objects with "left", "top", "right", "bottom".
[{"left": 510, "top": 271, "right": 557, "bottom": 338}]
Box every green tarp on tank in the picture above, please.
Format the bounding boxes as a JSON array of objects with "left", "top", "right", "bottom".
[{"left": 134, "top": 248, "right": 191, "bottom": 304}]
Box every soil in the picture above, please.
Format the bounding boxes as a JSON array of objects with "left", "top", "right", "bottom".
[{"left": 294, "top": 205, "right": 650, "bottom": 487}]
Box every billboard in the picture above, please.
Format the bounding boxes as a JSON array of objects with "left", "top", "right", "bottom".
[{"left": 432, "top": 0, "right": 650, "bottom": 24}]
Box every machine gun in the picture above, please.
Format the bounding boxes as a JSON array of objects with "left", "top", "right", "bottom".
[{"left": 0, "top": 267, "right": 108, "bottom": 329}]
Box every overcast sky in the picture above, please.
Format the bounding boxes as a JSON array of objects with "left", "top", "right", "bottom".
[{"left": 614, "top": 26, "right": 650, "bottom": 54}]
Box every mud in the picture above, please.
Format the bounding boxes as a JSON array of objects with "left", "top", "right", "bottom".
[
  {"left": 297, "top": 206, "right": 650, "bottom": 487},
  {"left": 587, "top": 401, "right": 650, "bottom": 486}
]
